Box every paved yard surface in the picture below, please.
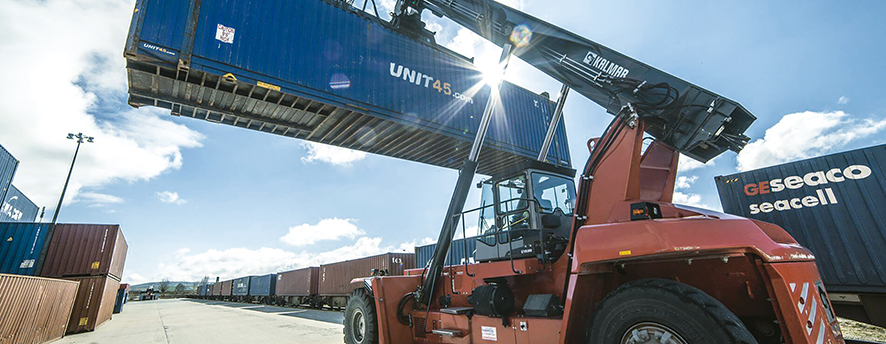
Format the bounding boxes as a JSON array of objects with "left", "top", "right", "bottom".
[{"left": 55, "top": 299, "right": 344, "bottom": 344}]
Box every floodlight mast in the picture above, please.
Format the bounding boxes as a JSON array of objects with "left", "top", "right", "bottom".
[{"left": 51, "top": 133, "right": 94, "bottom": 224}]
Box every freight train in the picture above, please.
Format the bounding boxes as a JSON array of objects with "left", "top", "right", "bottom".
[{"left": 192, "top": 252, "right": 415, "bottom": 310}]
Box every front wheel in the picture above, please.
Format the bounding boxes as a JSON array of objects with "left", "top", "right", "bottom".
[
  {"left": 587, "top": 279, "right": 758, "bottom": 344},
  {"left": 343, "top": 289, "right": 378, "bottom": 344}
]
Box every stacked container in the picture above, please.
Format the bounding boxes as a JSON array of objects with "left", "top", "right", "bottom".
[
  {"left": 0, "top": 274, "right": 79, "bottom": 344},
  {"left": 0, "top": 222, "right": 52, "bottom": 275},
  {"left": 41, "top": 224, "right": 128, "bottom": 333}
]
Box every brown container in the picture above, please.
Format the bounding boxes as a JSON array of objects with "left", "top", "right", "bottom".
[
  {"left": 220, "top": 280, "right": 233, "bottom": 296},
  {"left": 0, "top": 274, "right": 79, "bottom": 344},
  {"left": 276, "top": 267, "right": 319, "bottom": 296},
  {"left": 41, "top": 224, "right": 128, "bottom": 280},
  {"left": 64, "top": 275, "right": 120, "bottom": 333},
  {"left": 319, "top": 253, "right": 415, "bottom": 296}
]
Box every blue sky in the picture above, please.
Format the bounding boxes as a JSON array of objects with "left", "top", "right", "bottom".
[{"left": 1, "top": 0, "right": 884, "bottom": 284}]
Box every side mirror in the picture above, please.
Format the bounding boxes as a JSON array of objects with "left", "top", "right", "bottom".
[{"left": 541, "top": 214, "right": 561, "bottom": 229}]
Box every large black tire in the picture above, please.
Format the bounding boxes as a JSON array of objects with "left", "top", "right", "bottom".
[
  {"left": 343, "top": 289, "right": 378, "bottom": 344},
  {"left": 587, "top": 279, "right": 758, "bottom": 344}
]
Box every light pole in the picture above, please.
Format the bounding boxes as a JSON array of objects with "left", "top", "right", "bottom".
[{"left": 51, "top": 133, "right": 93, "bottom": 224}]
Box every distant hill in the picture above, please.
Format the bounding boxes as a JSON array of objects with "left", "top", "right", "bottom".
[{"left": 129, "top": 281, "right": 200, "bottom": 292}]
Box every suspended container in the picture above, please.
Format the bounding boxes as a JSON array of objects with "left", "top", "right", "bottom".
[
  {"left": 415, "top": 236, "right": 477, "bottom": 268},
  {"left": 0, "top": 145, "right": 18, "bottom": 207},
  {"left": 123, "top": 0, "right": 571, "bottom": 176}
]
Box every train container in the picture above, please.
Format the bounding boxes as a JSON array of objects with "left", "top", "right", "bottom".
[
  {"left": 220, "top": 279, "right": 233, "bottom": 297},
  {"left": 114, "top": 283, "right": 129, "bottom": 314},
  {"left": 319, "top": 252, "right": 414, "bottom": 308},
  {"left": 249, "top": 274, "right": 276, "bottom": 303},
  {"left": 415, "top": 236, "right": 477, "bottom": 268},
  {"left": 123, "top": 0, "right": 571, "bottom": 177},
  {"left": 0, "top": 222, "right": 51, "bottom": 275},
  {"left": 0, "top": 274, "right": 79, "bottom": 344},
  {"left": 1, "top": 185, "right": 39, "bottom": 222},
  {"left": 716, "top": 144, "right": 886, "bottom": 327},
  {"left": 232, "top": 276, "right": 251, "bottom": 297},
  {"left": 41, "top": 224, "right": 128, "bottom": 279},
  {"left": 0, "top": 145, "right": 17, "bottom": 205},
  {"left": 275, "top": 267, "right": 320, "bottom": 307},
  {"left": 64, "top": 275, "right": 120, "bottom": 333}
]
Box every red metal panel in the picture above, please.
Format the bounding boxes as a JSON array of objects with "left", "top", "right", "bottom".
[
  {"left": 0, "top": 274, "right": 79, "bottom": 344},
  {"left": 63, "top": 275, "right": 120, "bottom": 333},
  {"left": 276, "top": 267, "right": 319, "bottom": 296},
  {"left": 41, "top": 224, "right": 128, "bottom": 280},
  {"left": 319, "top": 253, "right": 415, "bottom": 296}
]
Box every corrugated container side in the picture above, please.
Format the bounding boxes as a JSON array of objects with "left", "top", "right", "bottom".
[
  {"left": 319, "top": 253, "right": 415, "bottom": 296},
  {"left": 41, "top": 224, "right": 128, "bottom": 279},
  {"left": 0, "top": 145, "right": 18, "bottom": 206},
  {"left": 220, "top": 280, "right": 233, "bottom": 296},
  {"left": 249, "top": 274, "right": 276, "bottom": 296},
  {"left": 1, "top": 185, "right": 39, "bottom": 222},
  {"left": 0, "top": 222, "right": 51, "bottom": 275},
  {"left": 415, "top": 237, "right": 477, "bottom": 268},
  {"left": 716, "top": 144, "right": 886, "bottom": 294},
  {"left": 276, "top": 267, "right": 319, "bottom": 296},
  {"left": 0, "top": 274, "right": 79, "bottom": 344},
  {"left": 64, "top": 275, "right": 120, "bottom": 333},
  {"left": 232, "top": 276, "right": 251, "bottom": 296},
  {"left": 124, "top": 0, "right": 571, "bottom": 176}
]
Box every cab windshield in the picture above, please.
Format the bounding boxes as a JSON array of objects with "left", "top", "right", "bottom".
[{"left": 532, "top": 172, "right": 576, "bottom": 215}]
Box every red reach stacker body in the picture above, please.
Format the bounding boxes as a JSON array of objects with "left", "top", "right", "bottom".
[{"left": 355, "top": 120, "right": 844, "bottom": 343}]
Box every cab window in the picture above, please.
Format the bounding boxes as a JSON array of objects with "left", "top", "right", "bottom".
[{"left": 532, "top": 172, "right": 576, "bottom": 215}]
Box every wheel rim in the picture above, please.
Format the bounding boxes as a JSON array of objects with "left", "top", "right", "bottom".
[
  {"left": 620, "top": 322, "right": 688, "bottom": 344},
  {"left": 351, "top": 308, "right": 366, "bottom": 343}
]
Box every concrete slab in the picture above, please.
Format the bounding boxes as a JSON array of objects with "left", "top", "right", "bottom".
[{"left": 55, "top": 299, "right": 344, "bottom": 344}]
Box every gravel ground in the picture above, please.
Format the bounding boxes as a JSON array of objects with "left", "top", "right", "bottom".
[{"left": 840, "top": 318, "right": 886, "bottom": 342}]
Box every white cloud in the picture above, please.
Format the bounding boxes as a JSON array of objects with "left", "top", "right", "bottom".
[
  {"left": 737, "top": 111, "right": 886, "bottom": 171},
  {"left": 0, "top": 0, "right": 204, "bottom": 211},
  {"left": 156, "top": 191, "right": 187, "bottom": 205},
  {"left": 77, "top": 192, "right": 125, "bottom": 207},
  {"left": 673, "top": 192, "right": 708, "bottom": 208},
  {"left": 838, "top": 96, "right": 850, "bottom": 105},
  {"left": 675, "top": 176, "right": 698, "bottom": 190},
  {"left": 280, "top": 218, "right": 366, "bottom": 246},
  {"left": 301, "top": 142, "right": 366, "bottom": 166},
  {"left": 149, "top": 236, "right": 423, "bottom": 282},
  {"left": 678, "top": 154, "right": 716, "bottom": 172}
]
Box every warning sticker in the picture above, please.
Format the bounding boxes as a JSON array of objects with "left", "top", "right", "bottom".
[
  {"left": 216, "top": 24, "right": 235, "bottom": 44},
  {"left": 91, "top": 261, "right": 101, "bottom": 269},
  {"left": 481, "top": 326, "right": 497, "bottom": 341},
  {"left": 79, "top": 317, "right": 89, "bottom": 326}
]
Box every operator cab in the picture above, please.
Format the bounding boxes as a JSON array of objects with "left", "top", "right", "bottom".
[{"left": 474, "top": 160, "right": 576, "bottom": 263}]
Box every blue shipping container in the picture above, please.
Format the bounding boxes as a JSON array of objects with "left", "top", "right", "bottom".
[
  {"left": 124, "top": 0, "right": 570, "bottom": 176},
  {"left": 0, "top": 145, "right": 18, "bottom": 207},
  {"left": 232, "top": 276, "right": 251, "bottom": 296},
  {"left": 249, "top": 274, "right": 277, "bottom": 296},
  {"left": 114, "top": 288, "right": 128, "bottom": 314},
  {"left": 1, "top": 185, "right": 39, "bottom": 222},
  {"left": 716, "top": 144, "right": 886, "bottom": 294},
  {"left": 415, "top": 236, "right": 477, "bottom": 269},
  {"left": 0, "top": 222, "right": 52, "bottom": 275}
]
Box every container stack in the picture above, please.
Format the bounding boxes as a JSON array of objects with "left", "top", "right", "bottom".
[
  {"left": 40, "top": 224, "right": 128, "bottom": 333},
  {"left": 0, "top": 274, "right": 79, "bottom": 344}
]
